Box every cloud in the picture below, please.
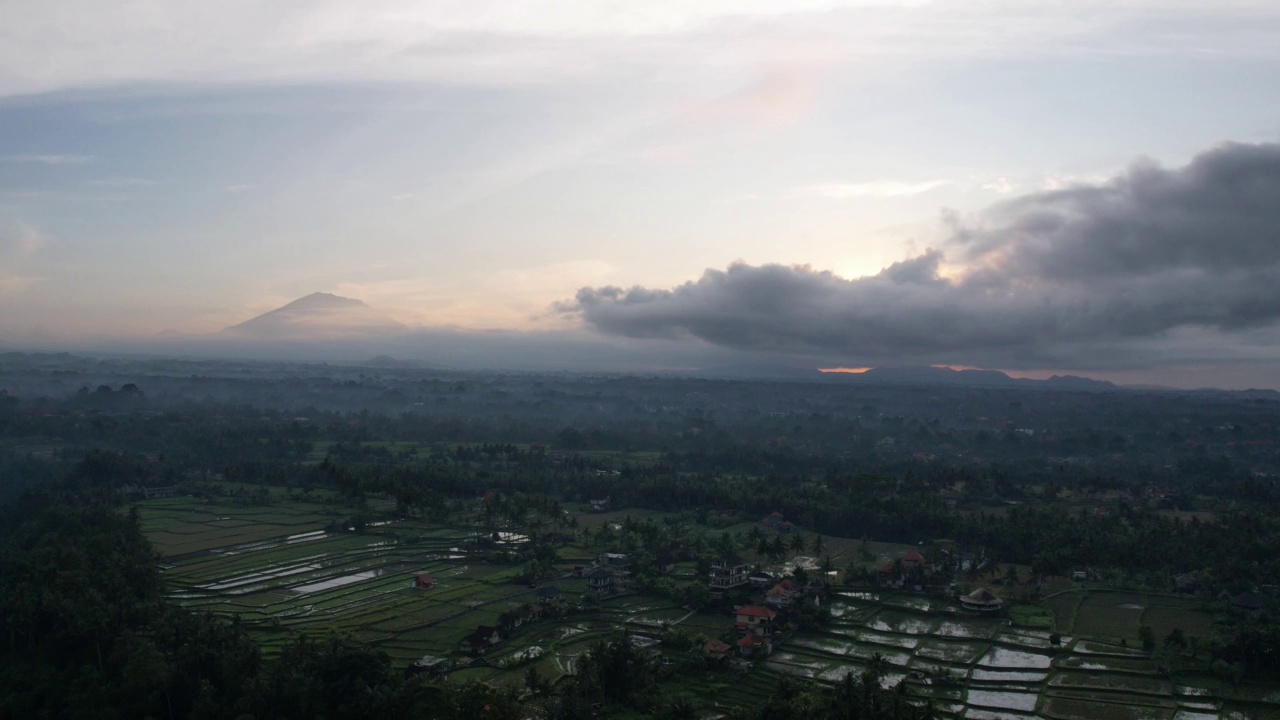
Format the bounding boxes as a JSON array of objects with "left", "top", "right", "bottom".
[
  {"left": 561, "top": 141, "right": 1280, "bottom": 370},
  {"left": 0, "top": 222, "right": 45, "bottom": 294},
  {"left": 4, "top": 153, "right": 93, "bottom": 164},
  {"left": 981, "top": 177, "right": 1016, "bottom": 195},
  {"left": 1, "top": 2, "right": 1279, "bottom": 97},
  {"left": 793, "top": 179, "right": 952, "bottom": 199},
  {"left": 0, "top": 221, "right": 45, "bottom": 255},
  {"left": 89, "top": 176, "right": 157, "bottom": 187},
  {"left": 1037, "top": 173, "right": 1110, "bottom": 191},
  {"left": 222, "top": 183, "right": 257, "bottom": 193},
  {"left": 0, "top": 271, "right": 41, "bottom": 294}
]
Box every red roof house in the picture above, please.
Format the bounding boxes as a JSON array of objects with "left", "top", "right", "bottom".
[
  {"left": 735, "top": 605, "right": 777, "bottom": 633},
  {"left": 736, "top": 633, "right": 772, "bottom": 656},
  {"left": 901, "top": 549, "right": 928, "bottom": 568}
]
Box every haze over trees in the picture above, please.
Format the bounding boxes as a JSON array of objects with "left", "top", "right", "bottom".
[{"left": 2, "top": 352, "right": 1280, "bottom": 717}]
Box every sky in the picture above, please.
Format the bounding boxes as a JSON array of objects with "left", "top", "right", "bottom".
[{"left": 2, "top": 1, "right": 1280, "bottom": 386}]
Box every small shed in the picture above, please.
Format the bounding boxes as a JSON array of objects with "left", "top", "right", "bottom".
[
  {"left": 413, "top": 574, "right": 436, "bottom": 590},
  {"left": 704, "top": 639, "right": 732, "bottom": 664},
  {"left": 405, "top": 655, "right": 450, "bottom": 678},
  {"left": 960, "top": 588, "right": 1004, "bottom": 612}
]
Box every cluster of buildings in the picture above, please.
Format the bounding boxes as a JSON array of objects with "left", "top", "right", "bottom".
[
  {"left": 409, "top": 570, "right": 561, "bottom": 660},
  {"left": 876, "top": 549, "right": 934, "bottom": 590},
  {"left": 703, "top": 550, "right": 833, "bottom": 666},
  {"left": 874, "top": 548, "right": 1005, "bottom": 611},
  {"left": 456, "top": 596, "right": 556, "bottom": 657},
  {"left": 710, "top": 554, "right": 823, "bottom": 601}
]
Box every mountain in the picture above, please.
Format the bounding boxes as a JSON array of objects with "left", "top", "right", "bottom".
[
  {"left": 1040, "top": 374, "right": 1117, "bottom": 391},
  {"left": 221, "top": 293, "right": 407, "bottom": 339},
  {"left": 857, "top": 366, "right": 1019, "bottom": 386},
  {"left": 830, "top": 365, "right": 1117, "bottom": 391},
  {"left": 357, "top": 355, "right": 438, "bottom": 369}
]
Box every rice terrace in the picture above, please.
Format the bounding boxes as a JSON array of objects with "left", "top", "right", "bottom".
[{"left": 136, "top": 474, "right": 1274, "bottom": 720}]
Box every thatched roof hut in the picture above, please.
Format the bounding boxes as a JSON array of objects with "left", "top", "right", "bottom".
[{"left": 960, "top": 587, "right": 1004, "bottom": 612}]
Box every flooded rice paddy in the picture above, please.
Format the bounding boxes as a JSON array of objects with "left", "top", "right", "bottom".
[{"left": 136, "top": 497, "right": 1274, "bottom": 719}]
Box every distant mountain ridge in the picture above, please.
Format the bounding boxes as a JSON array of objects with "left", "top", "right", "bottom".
[
  {"left": 222, "top": 292, "right": 407, "bottom": 339},
  {"left": 831, "top": 365, "right": 1117, "bottom": 391}
]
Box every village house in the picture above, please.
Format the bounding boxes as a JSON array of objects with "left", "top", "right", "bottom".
[
  {"left": 524, "top": 604, "right": 546, "bottom": 623},
  {"left": 597, "top": 553, "right": 631, "bottom": 591},
  {"left": 412, "top": 573, "right": 436, "bottom": 590},
  {"left": 536, "top": 586, "right": 563, "bottom": 603},
  {"left": 709, "top": 554, "right": 750, "bottom": 598},
  {"left": 765, "top": 579, "right": 802, "bottom": 608},
  {"left": 122, "top": 485, "right": 178, "bottom": 500},
  {"left": 459, "top": 625, "right": 503, "bottom": 655},
  {"left": 736, "top": 633, "right": 772, "bottom": 658},
  {"left": 878, "top": 549, "right": 932, "bottom": 589},
  {"left": 749, "top": 571, "right": 777, "bottom": 589},
  {"left": 734, "top": 605, "right": 777, "bottom": 635},
  {"left": 703, "top": 639, "right": 732, "bottom": 666},
  {"left": 585, "top": 567, "right": 617, "bottom": 596},
  {"left": 758, "top": 511, "right": 798, "bottom": 533},
  {"left": 598, "top": 552, "right": 631, "bottom": 569},
  {"left": 901, "top": 549, "right": 928, "bottom": 570},
  {"left": 589, "top": 496, "right": 611, "bottom": 511}
]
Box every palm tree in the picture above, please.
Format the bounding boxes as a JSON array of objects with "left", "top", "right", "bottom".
[
  {"left": 524, "top": 666, "right": 547, "bottom": 697},
  {"left": 810, "top": 534, "right": 826, "bottom": 556},
  {"left": 770, "top": 535, "right": 787, "bottom": 559},
  {"left": 789, "top": 532, "right": 807, "bottom": 554},
  {"left": 716, "top": 532, "right": 736, "bottom": 558},
  {"left": 868, "top": 652, "right": 888, "bottom": 685}
]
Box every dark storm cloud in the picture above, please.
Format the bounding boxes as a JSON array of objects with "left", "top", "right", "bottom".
[{"left": 561, "top": 141, "right": 1280, "bottom": 368}]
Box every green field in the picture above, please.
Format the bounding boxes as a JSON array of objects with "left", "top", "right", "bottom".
[{"left": 136, "top": 492, "right": 1271, "bottom": 719}]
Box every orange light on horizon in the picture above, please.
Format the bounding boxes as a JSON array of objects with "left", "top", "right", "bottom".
[{"left": 818, "top": 367, "right": 872, "bottom": 374}]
